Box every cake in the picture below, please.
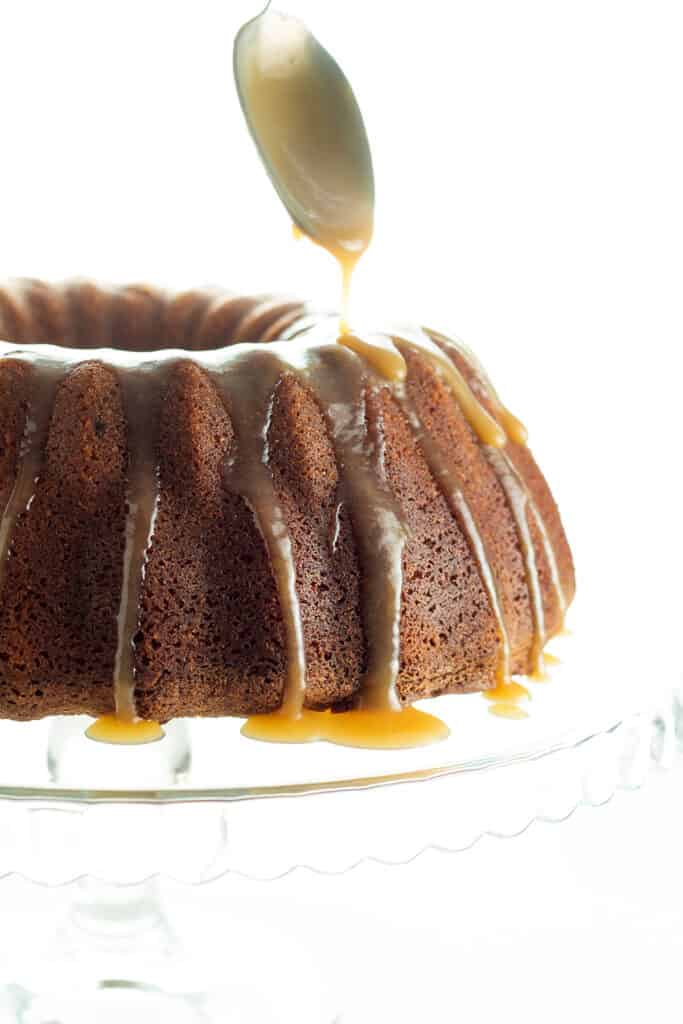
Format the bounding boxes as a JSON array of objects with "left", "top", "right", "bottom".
[{"left": 0, "top": 279, "right": 574, "bottom": 726}]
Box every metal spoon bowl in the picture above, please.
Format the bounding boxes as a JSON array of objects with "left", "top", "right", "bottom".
[{"left": 233, "top": 7, "right": 375, "bottom": 262}]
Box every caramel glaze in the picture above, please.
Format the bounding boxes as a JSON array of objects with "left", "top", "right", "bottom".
[
  {"left": 395, "top": 380, "right": 512, "bottom": 688},
  {"left": 0, "top": 359, "right": 63, "bottom": 596},
  {"left": 111, "top": 364, "right": 172, "bottom": 723},
  {"left": 427, "top": 330, "right": 569, "bottom": 676},
  {"left": 0, "top": 281, "right": 573, "bottom": 747},
  {"left": 211, "top": 353, "right": 308, "bottom": 722},
  {"left": 483, "top": 679, "right": 531, "bottom": 720},
  {"left": 301, "top": 345, "right": 408, "bottom": 712}
]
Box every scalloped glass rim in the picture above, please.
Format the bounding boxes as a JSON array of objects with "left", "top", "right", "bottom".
[
  {"left": 0, "top": 711, "right": 647, "bottom": 804},
  {"left": 0, "top": 693, "right": 679, "bottom": 887}
]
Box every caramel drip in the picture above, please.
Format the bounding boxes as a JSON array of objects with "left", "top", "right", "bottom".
[
  {"left": 488, "top": 702, "right": 529, "bottom": 721},
  {"left": 484, "top": 446, "right": 546, "bottom": 675},
  {"left": 528, "top": 501, "right": 567, "bottom": 626},
  {"left": 243, "top": 705, "right": 449, "bottom": 748},
  {"left": 339, "top": 252, "right": 362, "bottom": 335},
  {"left": 427, "top": 329, "right": 528, "bottom": 446},
  {"left": 86, "top": 714, "right": 164, "bottom": 745},
  {"left": 423, "top": 330, "right": 567, "bottom": 660},
  {"left": 0, "top": 361, "right": 64, "bottom": 593},
  {"left": 437, "top": 330, "right": 567, "bottom": 620},
  {"left": 337, "top": 332, "right": 407, "bottom": 382},
  {"left": 484, "top": 678, "right": 531, "bottom": 719},
  {"left": 328, "top": 326, "right": 549, "bottom": 682},
  {"left": 113, "top": 365, "right": 169, "bottom": 722},
  {"left": 395, "top": 330, "right": 508, "bottom": 448},
  {"left": 211, "top": 354, "right": 307, "bottom": 719},
  {"left": 300, "top": 345, "right": 407, "bottom": 711},
  {"left": 330, "top": 500, "right": 343, "bottom": 552},
  {"left": 221, "top": 343, "right": 409, "bottom": 719},
  {"left": 395, "top": 383, "right": 512, "bottom": 686},
  {"left": 291, "top": 222, "right": 362, "bottom": 337}
]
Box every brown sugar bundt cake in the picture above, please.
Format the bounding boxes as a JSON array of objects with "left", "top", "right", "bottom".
[{"left": 0, "top": 279, "right": 574, "bottom": 726}]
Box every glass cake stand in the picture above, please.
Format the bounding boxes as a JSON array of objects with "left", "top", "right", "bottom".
[{"left": 0, "top": 598, "right": 679, "bottom": 1023}]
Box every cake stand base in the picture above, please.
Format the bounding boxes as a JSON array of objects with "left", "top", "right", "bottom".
[
  {"left": 5, "top": 982, "right": 207, "bottom": 1024},
  {"left": 2, "top": 870, "right": 338, "bottom": 1023},
  {"left": 2, "top": 880, "right": 338, "bottom": 1023},
  {"left": 2, "top": 877, "right": 339, "bottom": 1023}
]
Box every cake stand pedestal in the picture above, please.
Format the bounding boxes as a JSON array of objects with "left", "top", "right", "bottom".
[
  {"left": 3, "top": 877, "right": 334, "bottom": 1024},
  {"left": 0, "top": 644, "right": 680, "bottom": 1023}
]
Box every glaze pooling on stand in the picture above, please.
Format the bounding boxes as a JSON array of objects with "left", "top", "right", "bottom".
[
  {"left": 85, "top": 714, "right": 164, "bottom": 745},
  {"left": 243, "top": 705, "right": 449, "bottom": 748},
  {"left": 484, "top": 678, "right": 531, "bottom": 719}
]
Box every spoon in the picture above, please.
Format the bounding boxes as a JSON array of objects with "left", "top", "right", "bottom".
[{"left": 233, "top": 5, "right": 375, "bottom": 271}]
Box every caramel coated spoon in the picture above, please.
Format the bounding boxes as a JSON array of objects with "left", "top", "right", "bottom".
[{"left": 233, "top": 5, "right": 375, "bottom": 278}]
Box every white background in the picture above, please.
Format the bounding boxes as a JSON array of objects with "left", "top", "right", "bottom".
[{"left": 1, "top": 1, "right": 682, "bottom": 1020}]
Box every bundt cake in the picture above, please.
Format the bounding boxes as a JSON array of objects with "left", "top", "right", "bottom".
[{"left": 0, "top": 279, "right": 574, "bottom": 729}]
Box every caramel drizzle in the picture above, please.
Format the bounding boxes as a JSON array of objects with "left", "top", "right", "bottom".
[
  {"left": 402, "top": 327, "right": 567, "bottom": 668},
  {"left": 395, "top": 383, "right": 512, "bottom": 686},
  {"left": 214, "top": 342, "right": 409, "bottom": 716},
  {"left": 528, "top": 502, "right": 567, "bottom": 624},
  {"left": 391, "top": 329, "right": 508, "bottom": 447},
  {"left": 211, "top": 354, "right": 307, "bottom": 719},
  {"left": 429, "top": 329, "right": 566, "bottom": 618},
  {"left": 299, "top": 345, "right": 407, "bottom": 711},
  {"left": 426, "top": 329, "right": 528, "bottom": 446},
  {"left": 484, "top": 446, "right": 546, "bottom": 675},
  {"left": 343, "top": 324, "right": 563, "bottom": 680},
  {"left": 113, "top": 365, "right": 168, "bottom": 722},
  {"left": 0, "top": 361, "right": 64, "bottom": 594}
]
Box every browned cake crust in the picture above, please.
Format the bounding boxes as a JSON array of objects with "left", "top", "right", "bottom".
[{"left": 0, "top": 280, "right": 575, "bottom": 722}]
